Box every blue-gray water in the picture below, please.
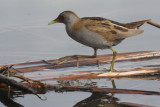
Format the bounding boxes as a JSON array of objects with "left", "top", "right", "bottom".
[{"left": 0, "top": 0, "right": 160, "bottom": 107}]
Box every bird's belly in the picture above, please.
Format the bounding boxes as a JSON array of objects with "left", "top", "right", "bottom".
[{"left": 67, "top": 27, "right": 112, "bottom": 49}]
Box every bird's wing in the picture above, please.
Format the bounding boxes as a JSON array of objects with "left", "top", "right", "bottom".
[
  {"left": 84, "top": 21, "right": 118, "bottom": 41},
  {"left": 108, "top": 19, "right": 151, "bottom": 29},
  {"left": 83, "top": 19, "right": 143, "bottom": 40},
  {"left": 122, "top": 20, "right": 150, "bottom": 29}
]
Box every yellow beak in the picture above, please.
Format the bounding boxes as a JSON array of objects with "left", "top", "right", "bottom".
[{"left": 48, "top": 20, "right": 57, "bottom": 25}]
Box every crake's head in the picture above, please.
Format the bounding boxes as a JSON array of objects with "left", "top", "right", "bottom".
[{"left": 48, "top": 11, "right": 79, "bottom": 25}]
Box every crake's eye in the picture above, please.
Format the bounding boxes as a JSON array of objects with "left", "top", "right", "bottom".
[{"left": 61, "top": 16, "right": 64, "bottom": 19}]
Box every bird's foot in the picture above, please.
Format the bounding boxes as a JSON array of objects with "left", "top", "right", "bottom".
[
  {"left": 42, "top": 57, "right": 72, "bottom": 66},
  {"left": 104, "top": 68, "right": 117, "bottom": 72},
  {"left": 110, "top": 69, "right": 118, "bottom": 72},
  {"left": 43, "top": 54, "right": 96, "bottom": 67}
]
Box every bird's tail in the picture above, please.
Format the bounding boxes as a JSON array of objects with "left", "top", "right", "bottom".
[
  {"left": 117, "top": 29, "right": 144, "bottom": 39},
  {"left": 147, "top": 20, "right": 160, "bottom": 28},
  {"left": 124, "top": 19, "right": 160, "bottom": 29}
]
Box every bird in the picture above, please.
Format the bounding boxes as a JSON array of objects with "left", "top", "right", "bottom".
[{"left": 48, "top": 11, "right": 160, "bottom": 72}]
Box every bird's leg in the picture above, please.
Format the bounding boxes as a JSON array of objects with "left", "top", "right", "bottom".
[
  {"left": 43, "top": 48, "right": 97, "bottom": 65},
  {"left": 111, "top": 80, "right": 116, "bottom": 88},
  {"left": 109, "top": 48, "right": 117, "bottom": 72},
  {"left": 75, "top": 49, "right": 97, "bottom": 67},
  {"left": 57, "top": 48, "right": 97, "bottom": 65},
  {"left": 110, "top": 79, "right": 116, "bottom": 101}
]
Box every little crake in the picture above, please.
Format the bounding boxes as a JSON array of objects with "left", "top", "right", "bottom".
[{"left": 48, "top": 11, "right": 160, "bottom": 72}]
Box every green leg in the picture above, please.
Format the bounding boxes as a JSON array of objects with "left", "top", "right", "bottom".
[
  {"left": 109, "top": 48, "right": 117, "bottom": 72},
  {"left": 73, "top": 48, "right": 97, "bottom": 67},
  {"left": 110, "top": 80, "right": 116, "bottom": 99},
  {"left": 43, "top": 48, "right": 97, "bottom": 65},
  {"left": 58, "top": 48, "right": 97, "bottom": 61},
  {"left": 111, "top": 80, "right": 116, "bottom": 88}
]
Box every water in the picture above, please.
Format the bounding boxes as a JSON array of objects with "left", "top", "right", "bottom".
[{"left": 0, "top": 0, "right": 160, "bottom": 107}]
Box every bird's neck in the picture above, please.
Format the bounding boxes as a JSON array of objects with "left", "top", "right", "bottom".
[{"left": 65, "top": 18, "right": 80, "bottom": 30}]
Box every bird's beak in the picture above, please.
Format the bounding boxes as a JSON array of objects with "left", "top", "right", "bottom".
[{"left": 48, "top": 19, "right": 59, "bottom": 25}]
